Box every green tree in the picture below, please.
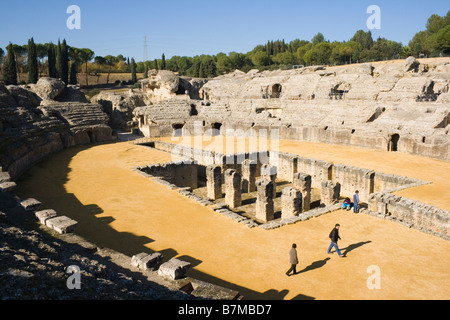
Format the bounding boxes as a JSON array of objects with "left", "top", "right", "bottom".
[
  {"left": 351, "top": 30, "right": 373, "bottom": 50},
  {"left": 312, "top": 32, "right": 326, "bottom": 45},
  {"left": 68, "top": 47, "right": 82, "bottom": 85},
  {"left": 161, "top": 53, "right": 166, "bottom": 70},
  {"left": 60, "top": 40, "right": 69, "bottom": 84},
  {"left": 303, "top": 42, "right": 332, "bottom": 65},
  {"left": 330, "top": 41, "right": 362, "bottom": 65},
  {"left": 78, "top": 48, "right": 94, "bottom": 86},
  {"left": 437, "top": 25, "right": 450, "bottom": 54},
  {"left": 3, "top": 43, "right": 17, "bottom": 85},
  {"left": 47, "top": 43, "right": 57, "bottom": 78},
  {"left": 131, "top": 58, "right": 137, "bottom": 83},
  {"left": 27, "top": 37, "right": 38, "bottom": 84},
  {"left": 273, "top": 51, "right": 298, "bottom": 66},
  {"left": 250, "top": 51, "right": 271, "bottom": 67},
  {"left": 0, "top": 48, "right": 4, "bottom": 74}
]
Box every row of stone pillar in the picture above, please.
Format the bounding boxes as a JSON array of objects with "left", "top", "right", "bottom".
[{"left": 206, "top": 162, "right": 314, "bottom": 223}]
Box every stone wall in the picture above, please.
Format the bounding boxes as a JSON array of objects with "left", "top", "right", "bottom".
[
  {"left": 142, "top": 161, "right": 198, "bottom": 189},
  {"left": 134, "top": 58, "right": 450, "bottom": 161},
  {"left": 0, "top": 80, "right": 115, "bottom": 180},
  {"left": 369, "top": 192, "right": 450, "bottom": 240}
]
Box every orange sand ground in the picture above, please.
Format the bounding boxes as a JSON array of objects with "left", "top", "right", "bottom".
[{"left": 16, "top": 138, "right": 450, "bottom": 300}]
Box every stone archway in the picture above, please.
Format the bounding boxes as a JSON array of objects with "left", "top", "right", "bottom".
[
  {"left": 388, "top": 134, "right": 400, "bottom": 152},
  {"left": 271, "top": 84, "right": 282, "bottom": 98}
]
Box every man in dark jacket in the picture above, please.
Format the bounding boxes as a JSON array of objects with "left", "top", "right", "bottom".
[
  {"left": 286, "top": 243, "right": 299, "bottom": 276},
  {"left": 328, "top": 224, "right": 344, "bottom": 257}
]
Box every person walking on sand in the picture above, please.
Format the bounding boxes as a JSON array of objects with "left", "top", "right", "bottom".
[
  {"left": 286, "top": 244, "right": 299, "bottom": 276},
  {"left": 353, "top": 190, "right": 360, "bottom": 213},
  {"left": 328, "top": 224, "right": 344, "bottom": 257}
]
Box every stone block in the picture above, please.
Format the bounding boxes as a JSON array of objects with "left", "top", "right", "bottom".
[
  {"left": 18, "top": 198, "right": 42, "bottom": 212},
  {"left": 0, "top": 172, "right": 11, "bottom": 183},
  {"left": 281, "top": 187, "right": 302, "bottom": 219},
  {"left": 158, "top": 258, "right": 191, "bottom": 280},
  {"left": 255, "top": 178, "right": 274, "bottom": 222},
  {"left": 35, "top": 209, "right": 58, "bottom": 225},
  {"left": 321, "top": 181, "right": 341, "bottom": 206},
  {"left": 0, "top": 181, "right": 17, "bottom": 192},
  {"left": 45, "top": 216, "right": 78, "bottom": 234},
  {"left": 131, "top": 252, "right": 163, "bottom": 271},
  {"left": 224, "top": 169, "right": 241, "bottom": 209},
  {"left": 206, "top": 165, "right": 222, "bottom": 200},
  {"left": 241, "top": 159, "right": 257, "bottom": 193},
  {"left": 293, "top": 173, "right": 312, "bottom": 211},
  {"left": 260, "top": 164, "right": 277, "bottom": 198}
]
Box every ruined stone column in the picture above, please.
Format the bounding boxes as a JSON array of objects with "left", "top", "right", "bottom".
[
  {"left": 241, "top": 159, "right": 257, "bottom": 193},
  {"left": 261, "top": 164, "right": 277, "bottom": 198},
  {"left": 293, "top": 173, "right": 312, "bottom": 212},
  {"left": 224, "top": 169, "right": 241, "bottom": 209},
  {"left": 281, "top": 187, "right": 302, "bottom": 219},
  {"left": 206, "top": 165, "right": 222, "bottom": 200},
  {"left": 255, "top": 179, "right": 274, "bottom": 222},
  {"left": 321, "top": 180, "right": 341, "bottom": 206}
]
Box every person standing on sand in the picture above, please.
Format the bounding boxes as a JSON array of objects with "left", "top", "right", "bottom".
[
  {"left": 353, "top": 190, "right": 360, "bottom": 213},
  {"left": 286, "top": 244, "right": 299, "bottom": 276},
  {"left": 328, "top": 224, "right": 344, "bottom": 257}
]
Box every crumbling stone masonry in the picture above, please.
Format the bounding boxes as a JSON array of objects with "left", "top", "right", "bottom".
[
  {"left": 255, "top": 179, "right": 275, "bottom": 222},
  {"left": 281, "top": 187, "right": 302, "bottom": 219},
  {"left": 206, "top": 165, "right": 222, "bottom": 200},
  {"left": 224, "top": 169, "right": 242, "bottom": 209},
  {"left": 321, "top": 180, "right": 341, "bottom": 206},
  {"left": 293, "top": 173, "right": 312, "bottom": 212},
  {"left": 260, "top": 164, "right": 277, "bottom": 198},
  {"left": 241, "top": 159, "right": 257, "bottom": 193}
]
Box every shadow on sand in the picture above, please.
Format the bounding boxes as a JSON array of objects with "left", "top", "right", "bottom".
[{"left": 14, "top": 143, "right": 316, "bottom": 300}]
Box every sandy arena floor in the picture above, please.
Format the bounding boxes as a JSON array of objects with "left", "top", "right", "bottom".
[{"left": 15, "top": 137, "right": 450, "bottom": 300}]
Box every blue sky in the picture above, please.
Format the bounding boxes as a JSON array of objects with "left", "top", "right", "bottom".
[{"left": 0, "top": 0, "right": 448, "bottom": 61}]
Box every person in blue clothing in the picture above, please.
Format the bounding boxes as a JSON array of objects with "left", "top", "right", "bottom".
[
  {"left": 342, "top": 197, "right": 351, "bottom": 210},
  {"left": 353, "top": 190, "right": 360, "bottom": 213}
]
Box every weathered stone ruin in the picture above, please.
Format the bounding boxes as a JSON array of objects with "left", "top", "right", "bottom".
[
  {"left": 135, "top": 139, "right": 449, "bottom": 239},
  {"left": 255, "top": 178, "right": 275, "bottom": 222},
  {"left": 133, "top": 58, "right": 450, "bottom": 161},
  {"left": 0, "top": 77, "right": 114, "bottom": 180}
]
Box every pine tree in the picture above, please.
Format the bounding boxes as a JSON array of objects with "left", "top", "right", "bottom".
[
  {"left": 131, "top": 58, "right": 137, "bottom": 83},
  {"left": 3, "top": 43, "right": 17, "bottom": 85},
  {"left": 47, "top": 43, "right": 57, "bottom": 78},
  {"left": 27, "top": 38, "right": 38, "bottom": 84}
]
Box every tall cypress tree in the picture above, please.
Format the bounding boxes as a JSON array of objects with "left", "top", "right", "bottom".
[
  {"left": 3, "top": 43, "right": 17, "bottom": 85},
  {"left": 56, "top": 40, "right": 62, "bottom": 79},
  {"left": 27, "top": 37, "right": 38, "bottom": 84},
  {"left": 69, "top": 61, "right": 78, "bottom": 85},
  {"left": 131, "top": 58, "right": 137, "bottom": 83},
  {"left": 47, "top": 43, "right": 57, "bottom": 78},
  {"left": 161, "top": 53, "right": 166, "bottom": 70},
  {"left": 60, "top": 39, "right": 69, "bottom": 84}
]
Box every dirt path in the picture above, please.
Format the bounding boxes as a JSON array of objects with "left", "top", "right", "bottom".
[{"left": 15, "top": 140, "right": 450, "bottom": 300}]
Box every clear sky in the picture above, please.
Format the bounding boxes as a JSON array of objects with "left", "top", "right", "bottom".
[{"left": 0, "top": 0, "right": 448, "bottom": 61}]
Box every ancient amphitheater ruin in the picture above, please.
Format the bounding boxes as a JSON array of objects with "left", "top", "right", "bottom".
[{"left": 1, "top": 57, "right": 449, "bottom": 300}]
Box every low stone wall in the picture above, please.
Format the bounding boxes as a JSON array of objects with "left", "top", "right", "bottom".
[
  {"left": 137, "top": 140, "right": 449, "bottom": 239},
  {"left": 368, "top": 192, "right": 450, "bottom": 240},
  {"left": 138, "top": 161, "right": 198, "bottom": 190}
]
